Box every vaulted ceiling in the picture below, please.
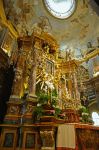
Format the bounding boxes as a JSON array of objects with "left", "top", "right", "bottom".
[{"left": 3, "top": 0, "right": 99, "bottom": 57}]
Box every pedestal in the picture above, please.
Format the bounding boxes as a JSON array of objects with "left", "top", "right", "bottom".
[
  {"left": 0, "top": 124, "right": 18, "bottom": 150},
  {"left": 21, "top": 125, "right": 40, "bottom": 150},
  {"left": 4, "top": 96, "right": 23, "bottom": 124},
  {"left": 0, "top": 96, "right": 22, "bottom": 150},
  {"left": 23, "top": 94, "right": 38, "bottom": 124},
  {"left": 39, "top": 126, "right": 56, "bottom": 150}
]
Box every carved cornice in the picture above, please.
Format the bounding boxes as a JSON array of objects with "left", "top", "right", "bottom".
[
  {"left": 57, "top": 59, "right": 79, "bottom": 73},
  {"left": 18, "top": 31, "right": 59, "bottom": 53}
]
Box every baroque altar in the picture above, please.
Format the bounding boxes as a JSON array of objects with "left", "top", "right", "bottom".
[{"left": 0, "top": 28, "right": 99, "bottom": 150}]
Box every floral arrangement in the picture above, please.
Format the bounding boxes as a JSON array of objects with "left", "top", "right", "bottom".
[{"left": 78, "top": 105, "right": 93, "bottom": 123}]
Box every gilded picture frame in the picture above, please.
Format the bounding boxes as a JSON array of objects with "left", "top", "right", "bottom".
[{"left": 46, "top": 59, "right": 54, "bottom": 75}]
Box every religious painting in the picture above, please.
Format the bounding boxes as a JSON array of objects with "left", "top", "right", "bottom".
[
  {"left": 46, "top": 59, "right": 54, "bottom": 75},
  {"left": 1, "top": 29, "right": 14, "bottom": 57},
  {"left": 3, "top": 133, "right": 14, "bottom": 147},
  {"left": 25, "top": 133, "right": 35, "bottom": 148}
]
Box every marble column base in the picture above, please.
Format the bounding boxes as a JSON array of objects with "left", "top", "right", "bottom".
[
  {"left": 4, "top": 95, "right": 23, "bottom": 124},
  {"left": 23, "top": 94, "right": 38, "bottom": 124}
]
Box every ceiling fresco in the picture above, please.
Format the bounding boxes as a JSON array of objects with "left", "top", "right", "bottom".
[{"left": 3, "top": 0, "right": 99, "bottom": 57}]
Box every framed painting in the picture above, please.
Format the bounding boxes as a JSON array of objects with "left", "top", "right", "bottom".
[
  {"left": 1, "top": 29, "right": 14, "bottom": 57},
  {"left": 3, "top": 133, "right": 14, "bottom": 147},
  {"left": 25, "top": 133, "right": 35, "bottom": 149},
  {"left": 46, "top": 59, "right": 54, "bottom": 75}
]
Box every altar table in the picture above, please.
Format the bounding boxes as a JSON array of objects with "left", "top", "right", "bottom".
[{"left": 56, "top": 123, "right": 99, "bottom": 150}]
